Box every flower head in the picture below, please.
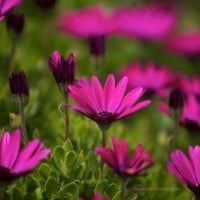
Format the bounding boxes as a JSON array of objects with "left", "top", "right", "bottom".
[
  {"left": 180, "top": 95, "right": 200, "bottom": 132},
  {"left": 167, "top": 146, "right": 200, "bottom": 197},
  {"left": 0, "top": 0, "right": 23, "bottom": 21},
  {"left": 119, "top": 62, "right": 175, "bottom": 97},
  {"left": 59, "top": 6, "right": 115, "bottom": 38},
  {"left": 96, "top": 136, "right": 154, "bottom": 176},
  {"left": 0, "top": 129, "right": 51, "bottom": 181},
  {"left": 48, "top": 51, "right": 75, "bottom": 90},
  {"left": 113, "top": 4, "right": 177, "bottom": 41},
  {"left": 178, "top": 75, "right": 200, "bottom": 101},
  {"left": 165, "top": 30, "right": 200, "bottom": 57},
  {"left": 68, "top": 74, "right": 151, "bottom": 127}
]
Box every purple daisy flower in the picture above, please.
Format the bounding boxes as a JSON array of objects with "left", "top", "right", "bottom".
[
  {"left": 96, "top": 136, "right": 154, "bottom": 176},
  {"left": 167, "top": 146, "right": 200, "bottom": 198},
  {"left": 68, "top": 74, "right": 151, "bottom": 127},
  {"left": 0, "top": 129, "right": 51, "bottom": 181}
]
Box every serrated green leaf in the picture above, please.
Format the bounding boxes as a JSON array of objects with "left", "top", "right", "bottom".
[
  {"left": 37, "top": 163, "right": 51, "bottom": 180},
  {"left": 45, "top": 177, "right": 60, "bottom": 199},
  {"left": 11, "top": 187, "right": 25, "bottom": 200},
  {"left": 62, "top": 140, "right": 74, "bottom": 152},
  {"left": 62, "top": 182, "right": 79, "bottom": 198},
  {"left": 105, "top": 183, "right": 119, "bottom": 197},
  {"left": 87, "top": 151, "right": 99, "bottom": 172},
  {"left": 95, "top": 180, "right": 109, "bottom": 193}
]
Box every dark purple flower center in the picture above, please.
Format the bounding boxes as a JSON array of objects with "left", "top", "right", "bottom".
[
  {"left": 88, "top": 35, "right": 106, "bottom": 56},
  {"left": 181, "top": 119, "right": 200, "bottom": 132},
  {"left": 0, "top": 166, "right": 15, "bottom": 181},
  {"left": 94, "top": 111, "right": 114, "bottom": 124}
]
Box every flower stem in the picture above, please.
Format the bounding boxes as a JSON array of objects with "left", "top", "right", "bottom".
[
  {"left": 120, "top": 177, "right": 127, "bottom": 200},
  {"left": 63, "top": 90, "right": 69, "bottom": 140},
  {"left": 0, "top": 181, "right": 8, "bottom": 200},
  {"left": 8, "top": 39, "right": 17, "bottom": 75},
  {"left": 100, "top": 126, "right": 107, "bottom": 177},
  {"left": 18, "top": 98, "right": 28, "bottom": 143}
]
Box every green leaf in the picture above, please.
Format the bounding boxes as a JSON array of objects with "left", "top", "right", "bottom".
[
  {"left": 62, "top": 182, "right": 79, "bottom": 198},
  {"left": 95, "top": 180, "right": 109, "bottom": 193},
  {"left": 45, "top": 177, "right": 60, "bottom": 199}
]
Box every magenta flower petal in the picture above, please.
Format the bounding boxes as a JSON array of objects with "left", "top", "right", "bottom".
[
  {"left": 96, "top": 136, "right": 154, "bottom": 176},
  {"left": 68, "top": 74, "right": 150, "bottom": 126},
  {"left": 167, "top": 146, "right": 200, "bottom": 196},
  {"left": 0, "top": 129, "right": 51, "bottom": 181}
]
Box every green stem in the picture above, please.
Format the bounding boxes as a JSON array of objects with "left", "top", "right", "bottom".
[
  {"left": 0, "top": 182, "right": 8, "bottom": 200},
  {"left": 63, "top": 90, "right": 69, "bottom": 140},
  {"left": 120, "top": 177, "right": 127, "bottom": 200},
  {"left": 8, "top": 40, "right": 17, "bottom": 75},
  {"left": 100, "top": 126, "right": 107, "bottom": 177},
  {"left": 18, "top": 98, "right": 28, "bottom": 143},
  {"left": 169, "top": 113, "right": 179, "bottom": 151}
]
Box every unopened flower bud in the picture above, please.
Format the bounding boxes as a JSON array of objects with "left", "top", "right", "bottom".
[
  {"left": 169, "top": 88, "right": 184, "bottom": 110},
  {"left": 48, "top": 51, "right": 75, "bottom": 91},
  {"left": 88, "top": 35, "right": 106, "bottom": 57},
  {"left": 35, "top": 0, "right": 57, "bottom": 10},
  {"left": 9, "top": 71, "right": 29, "bottom": 105},
  {"left": 6, "top": 13, "right": 24, "bottom": 34}
]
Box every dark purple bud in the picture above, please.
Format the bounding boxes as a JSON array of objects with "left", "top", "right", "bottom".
[
  {"left": 66, "top": 53, "right": 75, "bottom": 84},
  {"left": 88, "top": 35, "right": 106, "bottom": 57},
  {"left": 9, "top": 71, "right": 29, "bottom": 97},
  {"left": 6, "top": 13, "right": 24, "bottom": 34},
  {"left": 35, "top": 0, "right": 57, "bottom": 10},
  {"left": 169, "top": 88, "right": 184, "bottom": 110},
  {"left": 48, "top": 51, "right": 75, "bottom": 87}
]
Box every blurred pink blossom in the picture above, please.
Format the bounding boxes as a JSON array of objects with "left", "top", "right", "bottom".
[
  {"left": 165, "top": 30, "right": 200, "bottom": 57},
  {"left": 0, "top": 0, "right": 23, "bottom": 21},
  {"left": 113, "top": 4, "right": 177, "bottom": 41},
  {"left": 119, "top": 62, "right": 176, "bottom": 97}
]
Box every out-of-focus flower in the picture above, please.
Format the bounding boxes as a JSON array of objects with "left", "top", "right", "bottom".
[
  {"left": 159, "top": 95, "right": 200, "bottom": 131},
  {"left": 48, "top": 51, "right": 75, "bottom": 91},
  {"left": 59, "top": 6, "right": 115, "bottom": 56},
  {"left": 6, "top": 13, "right": 24, "bottom": 34},
  {"left": 119, "top": 62, "right": 175, "bottom": 97},
  {"left": 165, "top": 30, "right": 200, "bottom": 57},
  {"left": 180, "top": 95, "right": 200, "bottom": 132},
  {"left": 113, "top": 4, "right": 177, "bottom": 41},
  {"left": 9, "top": 71, "right": 29, "bottom": 105},
  {"left": 167, "top": 146, "right": 200, "bottom": 198},
  {"left": 96, "top": 136, "right": 154, "bottom": 176},
  {"left": 35, "top": 0, "right": 57, "bottom": 10},
  {"left": 68, "top": 74, "right": 151, "bottom": 127},
  {"left": 0, "top": 0, "right": 23, "bottom": 21},
  {"left": 178, "top": 75, "right": 200, "bottom": 101},
  {"left": 0, "top": 129, "right": 51, "bottom": 181}
]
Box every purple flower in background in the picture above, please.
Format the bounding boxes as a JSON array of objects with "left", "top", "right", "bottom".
[
  {"left": 178, "top": 75, "right": 200, "bottom": 101},
  {"left": 159, "top": 95, "right": 200, "bottom": 131},
  {"left": 0, "top": 0, "right": 23, "bottom": 21},
  {"left": 68, "top": 74, "right": 151, "bottom": 127},
  {"left": 180, "top": 95, "right": 200, "bottom": 132},
  {"left": 49, "top": 51, "right": 75, "bottom": 89},
  {"left": 96, "top": 136, "right": 154, "bottom": 176},
  {"left": 0, "top": 129, "right": 51, "bottom": 181},
  {"left": 113, "top": 4, "right": 177, "bottom": 41},
  {"left": 59, "top": 6, "right": 115, "bottom": 56},
  {"left": 167, "top": 146, "right": 200, "bottom": 198},
  {"left": 165, "top": 30, "right": 200, "bottom": 57},
  {"left": 119, "top": 62, "right": 175, "bottom": 97}
]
